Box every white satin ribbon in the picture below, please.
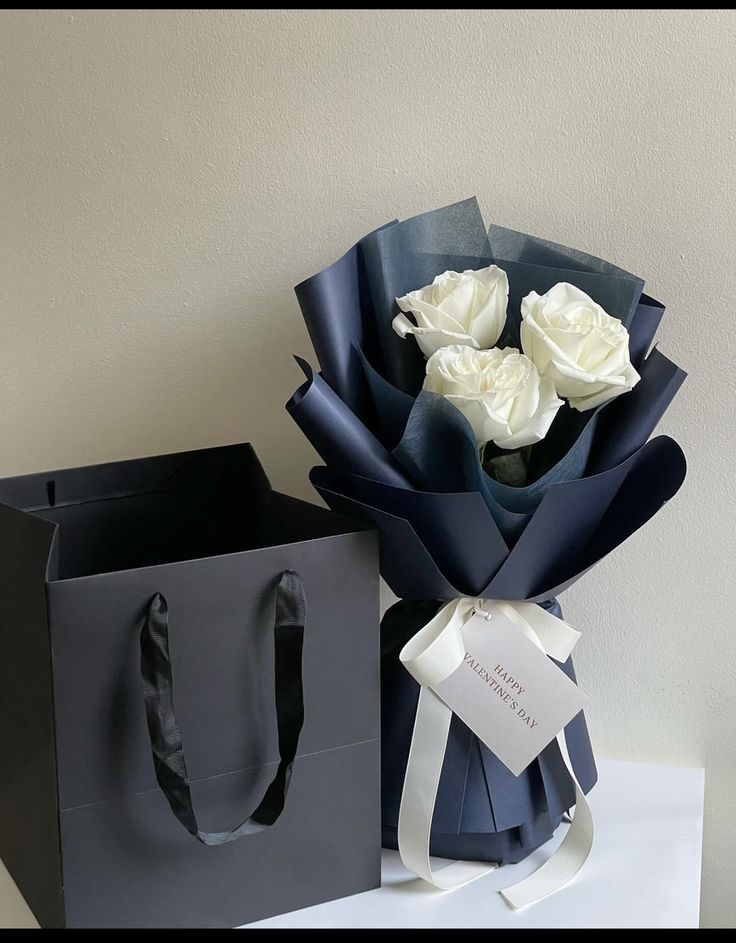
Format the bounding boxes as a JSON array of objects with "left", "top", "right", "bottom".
[{"left": 397, "top": 598, "right": 594, "bottom": 909}]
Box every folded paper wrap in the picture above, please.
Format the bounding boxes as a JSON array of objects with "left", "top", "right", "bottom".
[{"left": 286, "top": 197, "right": 686, "bottom": 878}]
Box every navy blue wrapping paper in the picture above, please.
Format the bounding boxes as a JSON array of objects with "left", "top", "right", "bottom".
[
  {"left": 294, "top": 220, "right": 396, "bottom": 417},
  {"left": 380, "top": 598, "right": 597, "bottom": 865},
  {"left": 287, "top": 198, "right": 686, "bottom": 866},
  {"left": 309, "top": 434, "right": 685, "bottom": 603},
  {"left": 289, "top": 358, "right": 411, "bottom": 490}
]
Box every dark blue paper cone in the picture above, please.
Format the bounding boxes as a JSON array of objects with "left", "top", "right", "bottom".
[{"left": 380, "top": 599, "right": 597, "bottom": 865}]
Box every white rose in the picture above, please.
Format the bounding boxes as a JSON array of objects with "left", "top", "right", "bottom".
[
  {"left": 521, "top": 282, "right": 640, "bottom": 412},
  {"left": 393, "top": 265, "right": 508, "bottom": 358},
  {"left": 423, "top": 345, "right": 563, "bottom": 450}
]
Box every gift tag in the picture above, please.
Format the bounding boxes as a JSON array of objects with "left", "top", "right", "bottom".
[{"left": 433, "top": 603, "right": 588, "bottom": 776}]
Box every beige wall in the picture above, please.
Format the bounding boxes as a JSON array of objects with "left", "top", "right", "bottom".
[{"left": 0, "top": 9, "right": 733, "bottom": 927}]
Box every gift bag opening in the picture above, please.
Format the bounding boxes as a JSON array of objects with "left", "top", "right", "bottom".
[{"left": 0, "top": 444, "right": 366, "bottom": 580}]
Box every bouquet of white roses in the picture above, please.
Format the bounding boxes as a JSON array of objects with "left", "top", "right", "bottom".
[
  {"left": 287, "top": 198, "right": 685, "bottom": 907},
  {"left": 396, "top": 269, "right": 641, "bottom": 484}
]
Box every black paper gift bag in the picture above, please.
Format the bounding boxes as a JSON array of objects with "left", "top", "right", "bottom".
[{"left": 0, "top": 443, "right": 380, "bottom": 929}]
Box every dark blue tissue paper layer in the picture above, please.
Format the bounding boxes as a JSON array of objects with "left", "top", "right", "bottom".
[
  {"left": 290, "top": 344, "right": 684, "bottom": 550},
  {"left": 310, "top": 435, "right": 686, "bottom": 602},
  {"left": 294, "top": 220, "right": 396, "bottom": 417},
  {"left": 288, "top": 358, "right": 411, "bottom": 490},
  {"left": 359, "top": 198, "right": 492, "bottom": 394}
]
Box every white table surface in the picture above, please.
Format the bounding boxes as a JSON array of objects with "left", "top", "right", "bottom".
[
  {"left": 0, "top": 758, "right": 704, "bottom": 929},
  {"left": 247, "top": 759, "right": 704, "bottom": 930}
]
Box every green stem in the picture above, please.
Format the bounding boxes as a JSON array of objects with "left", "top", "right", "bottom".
[{"left": 484, "top": 448, "right": 530, "bottom": 487}]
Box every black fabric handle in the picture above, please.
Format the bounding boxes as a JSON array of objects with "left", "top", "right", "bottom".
[{"left": 140, "top": 570, "right": 306, "bottom": 845}]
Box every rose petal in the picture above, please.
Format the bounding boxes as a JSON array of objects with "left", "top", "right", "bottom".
[
  {"left": 445, "top": 393, "right": 513, "bottom": 447},
  {"left": 440, "top": 276, "right": 478, "bottom": 326},
  {"left": 567, "top": 361, "right": 641, "bottom": 411},
  {"left": 397, "top": 294, "right": 468, "bottom": 336}
]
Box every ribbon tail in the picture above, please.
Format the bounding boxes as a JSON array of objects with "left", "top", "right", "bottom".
[
  {"left": 500, "top": 731, "right": 594, "bottom": 909},
  {"left": 398, "top": 685, "right": 498, "bottom": 889}
]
